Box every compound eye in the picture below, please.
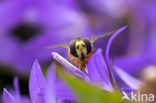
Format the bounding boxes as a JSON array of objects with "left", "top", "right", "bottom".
[
  {"left": 69, "top": 40, "right": 78, "bottom": 57},
  {"left": 82, "top": 38, "right": 92, "bottom": 54}
]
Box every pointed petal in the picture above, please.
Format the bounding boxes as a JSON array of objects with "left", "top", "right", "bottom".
[
  {"left": 13, "top": 77, "right": 21, "bottom": 102},
  {"left": 51, "top": 52, "right": 88, "bottom": 79},
  {"left": 14, "top": 78, "right": 31, "bottom": 103},
  {"left": 46, "top": 65, "right": 76, "bottom": 101},
  {"left": 114, "top": 66, "right": 142, "bottom": 90},
  {"left": 55, "top": 79, "right": 76, "bottom": 100},
  {"left": 19, "top": 96, "right": 31, "bottom": 103},
  {"left": 45, "top": 65, "right": 56, "bottom": 103},
  {"left": 3, "top": 88, "right": 16, "bottom": 103},
  {"left": 29, "top": 60, "right": 46, "bottom": 103},
  {"left": 105, "top": 25, "right": 128, "bottom": 63},
  {"left": 87, "top": 49, "right": 113, "bottom": 92}
]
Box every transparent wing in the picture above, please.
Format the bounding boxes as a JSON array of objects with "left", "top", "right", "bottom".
[
  {"left": 91, "top": 29, "right": 117, "bottom": 43},
  {"left": 44, "top": 44, "right": 68, "bottom": 49},
  {"left": 33, "top": 43, "right": 68, "bottom": 50}
]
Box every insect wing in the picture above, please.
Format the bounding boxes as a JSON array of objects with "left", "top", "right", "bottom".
[
  {"left": 91, "top": 29, "right": 117, "bottom": 43},
  {"left": 32, "top": 43, "right": 68, "bottom": 50}
]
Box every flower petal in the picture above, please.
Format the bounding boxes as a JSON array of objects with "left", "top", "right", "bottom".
[
  {"left": 29, "top": 59, "right": 46, "bottom": 103},
  {"left": 87, "top": 49, "right": 113, "bottom": 92},
  {"left": 13, "top": 77, "right": 21, "bottom": 102},
  {"left": 114, "top": 66, "right": 142, "bottom": 90},
  {"left": 2, "top": 88, "right": 16, "bottom": 103},
  {"left": 105, "top": 25, "right": 128, "bottom": 64},
  {"left": 46, "top": 64, "right": 76, "bottom": 101},
  {"left": 45, "top": 65, "right": 56, "bottom": 103},
  {"left": 55, "top": 79, "right": 76, "bottom": 100}
]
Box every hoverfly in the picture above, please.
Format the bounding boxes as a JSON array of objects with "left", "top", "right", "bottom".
[{"left": 45, "top": 29, "right": 117, "bottom": 73}]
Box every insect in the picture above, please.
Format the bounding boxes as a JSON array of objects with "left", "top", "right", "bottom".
[{"left": 46, "top": 30, "right": 117, "bottom": 73}]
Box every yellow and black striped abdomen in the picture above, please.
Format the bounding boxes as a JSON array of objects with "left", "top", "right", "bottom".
[{"left": 69, "top": 37, "right": 92, "bottom": 60}]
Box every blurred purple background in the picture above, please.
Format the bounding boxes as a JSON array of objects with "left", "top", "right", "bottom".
[{"left": 0, "top": 0, "right": 156, "bottom": 94}]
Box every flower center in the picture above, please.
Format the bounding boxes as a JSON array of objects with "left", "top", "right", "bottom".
[{"left": 10, "top": 22, "right": 42, "bottom": 42}]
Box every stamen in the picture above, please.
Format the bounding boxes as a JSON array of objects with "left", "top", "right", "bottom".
[{"left": 51, "top": 52, "right": 89, "bottom": 79}]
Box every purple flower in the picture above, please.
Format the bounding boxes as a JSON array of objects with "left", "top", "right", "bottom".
[
  {"left": 0, "top": 56, "right": 143, "bottom": 103},
  {"left": 51, "top": 25, "right": 142, "bottom": 94},
  {"left": 0, "top": 0, "right": 89, "bottom": 73},
  {"left": 51, "top": 26, "right": 153, "bottom": 103},
  {"left": 29, "top": 60, "right": 76, "bottom": 103},
  {"left": 2, "top": 59, "right": 76, "bottom": 103},
  {"left": 2, "top": 78, "right": 31, "bottom": 103},
  {"left": 114, "top": 24, "right": 156, "bottom": 74},
  {"left": 2, "top": 25, "right": 147, "bottom": 103},
  {"left": 77, "top": 1, "right": 156, "bottom": 75},
  {"left": 52, "top": 49, "right": 142, "bottom": 92},
  {"left": 80, "top": 0, "right": 156, "bottom": 75}
]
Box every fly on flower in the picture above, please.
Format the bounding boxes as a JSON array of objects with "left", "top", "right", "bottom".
[{"left": 45, "top": 29, "right": 117, "bottom": 73}]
